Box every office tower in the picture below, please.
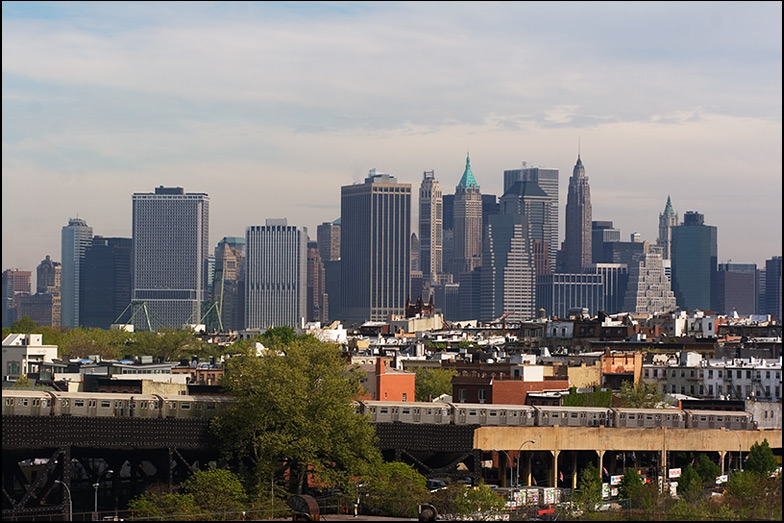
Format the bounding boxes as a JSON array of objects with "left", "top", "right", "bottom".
[
  {"left": 18, "top": 293, "right": 60, "bottom": 328},
  {"left": 458, "top": 269, "right": 482, "bottom": 321},
  {"left": 670, "top": 211, "right": 717, "bottom": 311},
  {"left": 212, "top": 237, "right": 245, "bottom": 331},
  {"left": 316, "top": 219, "right": 341, "bottom": 321},
  {"left": 341, "top": 170, "right": 411, "bottom": 322},
  {"left": 716, "top": 263, "right": 758, "bottom": 316},
  {"left": 500, "top": 181, "right": 555, "bottom": 277},
  {"left": 657, "top": 196, "right": 678, "bottom": 260},
  {"left": 764, "top": 256, "right": 782, "bottom": 321},
  {"left": 584, "top": 263, "right": 629, "bottom": 314},
  {"left": 61, "top": 217, "right": 93, "bottom": 328},
  {"left": 591, "top": 221, "right": 621, "bottom": 263},
  {"left": 307, "top": 241, "right": 328, "bottom": 324},
  {"left": 132, "top": 186, "right": 209, "bottom": 330},
  {"left": 559, "top": 154, "right": 592, "bottom": 272},
  {"left": 2, "top": 269, "right": 32, "bottom": 327},
  {"left": 480, "top": 212, "right": 536, "bottom": 322},
  {"left": 621, "top": 252, "right": 677, "bottom": 314},
  {"left": 317, "top": 220, "right": 341, "bottom": 262},
  {"left": 503, "top": 163, "right": 559, "bottom": 270},
  {"left": 36, "top": 256, "right": 61, "bottom": 295},
  {"left": 80, "top": 237, "right": 132, "bottom": 329},
  {"left": 245, "top": 219, "right": 307, "bottom": 329},
  {"left": 536, "top": 273, "right": 604, "bottom": 319},
  {"left": 482, "top": 193, "right": 500, "bottom": 228},
  {"left": 418, "top": 170, "right": 443, "bottom": 283},
  {"left": 757, "top": 268, "right": 766, "bottom": 315},
  {"left": 411, "top": 233, "right": 420, "bottom": 273},
  {"left": 453, "top": 154, "right": 483, "bottom": 276}
]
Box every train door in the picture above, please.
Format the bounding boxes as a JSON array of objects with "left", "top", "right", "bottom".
[
  {"left": 434, "top": 407, "right": 442, "bottom": 424},
  {"left": 458, "top": 408, "right": 466, "bottom": 424},
  {"left": 413, "top": 407, "right": 421, "bottom": 423}
]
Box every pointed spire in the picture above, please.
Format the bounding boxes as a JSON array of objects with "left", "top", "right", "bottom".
[
  {"left": 457, "top": 152, "right": 479, "bottom": 190},
  {"left": 663, "top": 195, "right": 675, "bottom": 216}
]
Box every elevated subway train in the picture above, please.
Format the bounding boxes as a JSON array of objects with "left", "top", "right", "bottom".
[
  {"left": 2, "top": 390, "right": 755, "bottom": 431},
  {"left": 357, "top": 401, "right": 756, "bottom": 431}
]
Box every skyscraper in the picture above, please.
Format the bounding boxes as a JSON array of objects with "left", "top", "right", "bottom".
[
  {"left": 307, "top": 240, "right": 328, "bottom": 324},
  {"left": 452, "top": 154, "right": 482, "bottom": 277},
  {"left": 2, "top": 269, "right": 31, "bottom": 327},
  {"left": 621, "top": 252, "right": 677, "bottom": 314},
  {"left": 212, "top": 237, "right": 245, "bottom": 331},
  {"left": 559, "top": 154, "right": 592, "bottom": 273},
  {"left": 503, "top": 164, "right": 559, "bottom": 270},
  {"left": 61, "top": 217, "right": 93, "bottom": 328},
  {"left": 245, "top": 219, "right": 307, "bottom": 329},
  {"left": 418, "top": 170, "right": 443, "bottom": 283},
  {"left": 80, "top": 237, "right": 132, "bottom": 329},
  {"left": 316, "top": 220, "right": 341, "bottom": 263},
  {"left": 715, "top": 263, "right": 758, "bottom": 316},
  {"left": 671, "top": 211, "right": 717, "bottom": 311},
  {"left": 764, "top": 256, "right": 782, "bottom": 321},
  {"left": 341, "top": 169, "right": 411, "bottom": 322},
  {"left": 316, "top": 219, "right": 341, "bottom": 321},
  {"left": 657, "top": 196, "right": 678, "bottom": 260},
  {"left": 499, "top": 181, "right": 555, "bottom": 277},
  {"left": 36, "top": 255, "right": 61, "bottom": 295},
  {"left": 132, "top": 186, "right": 209, "bottom": 330}
]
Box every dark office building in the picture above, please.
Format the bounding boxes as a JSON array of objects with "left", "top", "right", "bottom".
[
  {"left": 80, "top": 237, "right": 132, "bottom": 329},
  {"left": 715, "top": 263, "right": 757, "bottom": 316},
  {"left": 671, "top": 211, "right": 717, "bottom": 311},
  {"left": 764, "top": 256, "right": 782, "bottom": 321},
  {"left": 591, "top": 221, "right": 621, "bottom": 263}
]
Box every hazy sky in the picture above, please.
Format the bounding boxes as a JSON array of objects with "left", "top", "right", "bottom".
[{"left": 3, "top": 1, "right": 782, "bottom": 283}]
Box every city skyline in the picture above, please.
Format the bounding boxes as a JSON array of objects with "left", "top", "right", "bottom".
[{"left": 2, "top": 2, "right": 782, "bottom": 279}]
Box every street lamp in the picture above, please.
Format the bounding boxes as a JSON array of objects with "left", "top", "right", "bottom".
[
  {"left": 93, "top": 469, "right": 114, "bottom": 518},
  {"left": 725, "top": 429, "right": 742, "bottom": 471},
  {"left": 54, "top": 480, "right": 72, "bottom": 522},
  {"left": 515, "top": 440, "right": 536, "bottom": 487},
  {"left": 496, "top": 450, "right": 513, "bottom": 488}
]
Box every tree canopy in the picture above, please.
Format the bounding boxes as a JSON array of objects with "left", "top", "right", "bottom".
[
  {"left": 618, "top": 380, "right": 665, "bottom": 408},
  {"left": 745, "top": 439, "right": 778, "bottom": 475},
  {"left": 572, "top": 462, "right": 603, "bottom": 511},
  {"left": 212, "top": 330, "right": 381, "bottom": 496},
  {"left": 362, "top": 461, "right": 428, "bottom": 518},
  {"left": 414, "top": 367, "right": 456, "bottom": 401}
]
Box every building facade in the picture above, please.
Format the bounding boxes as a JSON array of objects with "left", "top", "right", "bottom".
[
  {"left": 671, "top": 211, "right": 718, "bottom": 312},
  {"left": 36, "top": 255, "right": 61, "bottom": 295},
  {"left": 245, "top": 219, "right": 307, "bottom": 329},
  {"left": 61, "top": 217, "right": 93, "bottom": 328},
  {"left": 559, "top": 155, "right": 592, "bottom": 273},
  {"left": 2, "top": 269, "right": 31, "bottom": 327},
  {"left": 80, "top": 237, "right": 132, "bottom": 329},
  {"left": 340, "top": 171, "right": 411, "bottom": 322},
  {"left": 212, "top": 237, "right": 245, "bottom": 331},
  {"left": 132, "top": 186, "right": 209, "bottom": 330},
  {"left": 715, "top": 263, "right": 758, "bottom": 317},
  {"left": 536, "top": 273, "right": 604, "bottom": 319},
  {"left": 418, "top": 170, "right": 443, "bottom": 283},
  {"left": 657, "top": 195, "right": 678, "bottom": 260},
  {"left": 621, "top": 252, "right": 677, "bottom": 314},
  {"left": 764, "top": 256, "right": 782, "bottom": 321}
]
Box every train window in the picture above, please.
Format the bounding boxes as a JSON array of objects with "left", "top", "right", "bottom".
[
  {"left": 380, "top": 408, "right": 388, "bottom": 414},
  {"left": 402, "top": 409, "right": 410, "bottom": 414},
  {"left": 469, "top": 411, "right": 477, "bottom": 416},
  {"left": 629, "top": 414, "right": 635, "bottom": 419},
  {"left": 571, "top": 413, "right": 578, "bottom": 418},
  {"left": 620, "top": 414, "right": 626, "bottom": 419},
  {"left": 181, "top": 403, "right": 191, "bottom": 410},
  {"left": 151, "top": 402, "right": 158, "bottom": 409},
  {"left": 5, "top": 399, "right": 13, "bottom": 406},
  {"left": 75, "top": 400, "right": 84, "bottom": 407},
  {"left": 33, "top": 399, "right": 40, "bottom": 406},
  {"left": 206, "top": 403, "right": 215, "bottom": 409},
  {"left": 490, "top": 411, "right": 497, "bottom": 416},
  {"left": 552, "top": 413, "right": 559, "bottom": 418},
  {"left": 101, "top": 401, "right": 111, "bottom": 408},
  {"left": 646, "top": 415, "right": 653, "bottom": 420}
]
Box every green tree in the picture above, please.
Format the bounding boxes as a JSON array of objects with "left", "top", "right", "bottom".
[
  {"left": 618, "top": 380, "right": 665, "bottom": 408},
  {"left": 362, "top": 462, "right": 428, "bottom": 518},
  {"left": 677, "top": 465, "right": 703, "bottom": 503},
  {"left": 619, "top": 469, "right": 652, "bottom": 510},
  {"left": 213, "top": 335, "right": 381, "bottom": 496},
  {"left": 573, "top": 462, "right": 603, "bottom": 511},
  {"left": 745, "top": 439, "right": 778, "bottom": 475},
  {"left": 10, "top": 316, "right": 37, "bottom": 333},
  {"left": 182, "top": 469, "right": 246, "bottom": 521},
  {"left": 414, "top": 367, "right": 457, "bottom": 401},
  {"left": 127, "top": 484, "right": 200, "bottom": 521},
  {"left": 454, "top": 482, "right": 507, "bottom": 520},
  {"left": 694, "top": 454, "right": 721, "bottom": 486}
]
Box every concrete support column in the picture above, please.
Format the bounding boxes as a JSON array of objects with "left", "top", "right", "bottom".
[
  {"left": 719, "top": 450, "right": 726, "bottom": 476},
  {"left": 551, "top": 450, "right": 560, "bottom": 488},
  {"left": 597, "top": 450, "right": 604, "bottom": 479},
  {"left": 522, "top": 452, "right": 532, "bottom": 487},
  {"left": 572, "top": 452, "right": 578, "bottom": 490}
]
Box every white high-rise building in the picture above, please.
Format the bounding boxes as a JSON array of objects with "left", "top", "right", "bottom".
[
  {"left": 245, "top": 219, "right": 307, "bottom": 329},
  {"left": 621, "top": 252, "right": 677, "bottom": 314},
  {"left": 132, "top": 186, "right": 209, "bottom": 330},
  {"left": 61, "top": 217, "right": 92, "bottom": 328},
  {"left": 419, "top": 170, "right": 443, "bottom": 283}
]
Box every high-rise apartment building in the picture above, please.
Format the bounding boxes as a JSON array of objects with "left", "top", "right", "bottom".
[
  {"left": 671, "top": 211, "right": 717, "bottom": 311},
  {"left": 132, "top": 186, "right": 209, "bottom": 330},
  {"left": 418, "top": 170, "right": 443, "bottom": 283},
  {"left": 61, "top": 217, "right": 93, "bottom": 328},
  {"left": 81, "top": 237, "right": 132, "bottom": 329},
  {"left": 559, "top": 155, "right": 592, "bottom": 273},
  {"left": 245, "top": 219, "right": 307, "bottom": 329},
  {"left": 621, "top": 252, "right": 677, "bottom": 314},
  {"left": 503, "top": 163, "right": 559, "bottom": 270},
  {"left": 657, "top": 196, "right": 678, "bottom": 260},
  {"left": 452, "top": 154, "right": 482, "bottom": 277},
  {"left": 341, "top": 170, "right": 411, "bottom": 322},
  {"left": 36, "top": 256, "right": 61, "bottom": 295}
]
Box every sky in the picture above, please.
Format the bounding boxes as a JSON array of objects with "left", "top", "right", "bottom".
[{"left": 2, "top": 1, "right": 782, "bottom": 285}]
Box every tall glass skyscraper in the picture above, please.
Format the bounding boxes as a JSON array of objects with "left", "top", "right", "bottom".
[
  {"left": 418, "top": 170, "right": 443, "bottom": 283},
  {"left": 559, "top": 155, "right": 592, "bottom": 273},
  {"left": 671, "top": 211, "right": 717, "bottom": 311},
  {"left": 61, "top": 217, "right": 93, "bottom": 328},
  {"left": 245, "top": 219, "right": 307, "bottom": 329},
  {"left": 341, "top": 170, "right": 410, "bottom": 322},
  {"left": 132, "top": 186, "right": 209, "bottom": 330},
  {"left": 81, "top": 237, "right": 132, "bottom": 329}
]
